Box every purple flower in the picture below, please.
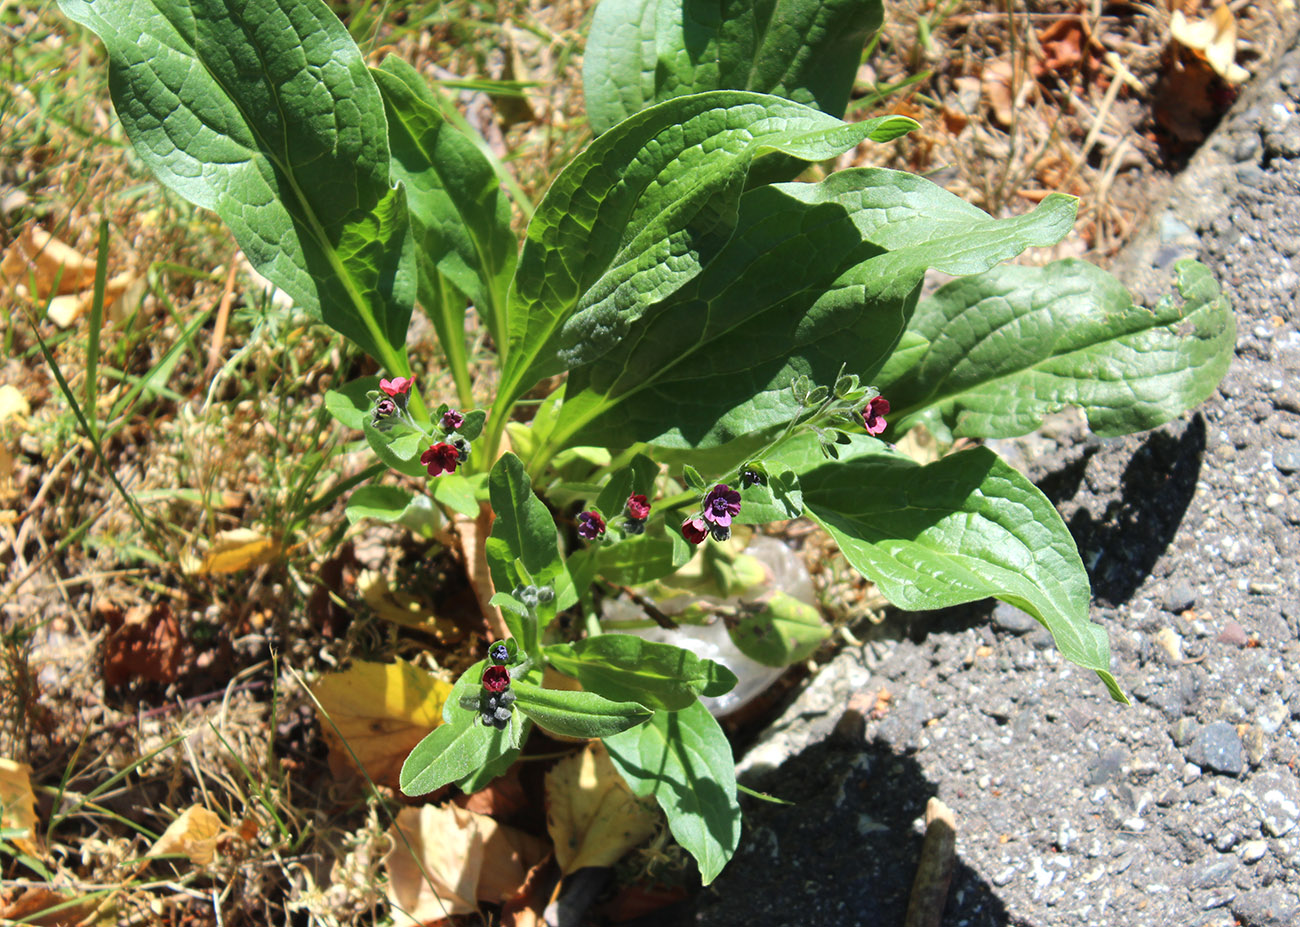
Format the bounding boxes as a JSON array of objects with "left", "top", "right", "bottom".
[
  {"left": 420, "top": 442, "right": 460, "bottom": 476},
  {"left": 625, "top": 494, "right": 651, "bottom": 520},
  {"left": 372, "top": 397, "right": 397, "bottom": 421},
  {"left": 862, "top": 396, "right": 890, "bottom": 436},
  {"left": 681, "top": 516, "right": 709, "bottom": 545},
  {"left": 702, "top": 484, "right": 742, "bottom": 527},
  {"left": 379, "top": 376, "right": 414, "bottom": 397},
  {"left": 441, "top": 408, "right": 465, "bottom": 432},
  {"left": 577, "top": 510, "right": 606, "bottom": 540}
]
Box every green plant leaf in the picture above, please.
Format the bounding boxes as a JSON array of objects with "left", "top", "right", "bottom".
[
  {"left": 728, "top": 591, "right": 829, "bottom": 666},
  {"left": 374, "top": 57, "right": 516, "bottom": 358},
  {"left": 550, "top": 169, "right": 1077, "bottom": 451},
  {"left": 603, "top": 701, "right": 740, "bottom": 884},
  {"left": 345, "top": 485, "right": 442, "bottom": 537},
  {"left": 883, "top": 258, "right": 1237, "bottom": 441},
  {"left": 486, "top": 453, "right": 564, "bottom": 587},
  {"left": 735, "top": 465, "right": 803, "bottom": 524},
  {"left": 594, "top": 529, "right": 692, "bottom": 585},
  {"left": 324, "top": 378, "right": 381, "bottom": 431},
  {"left": 772, "top": 434, "right": 1126, "bottom": 702},
  {"left": 510, "top": 680, "right": 652, "bottom": 738},
  {"left": 363, "top": 420, "right": 427, "bottom": 478},
  {"left": 430, "top": 473, "right": 482, "bottom": 518},
  {"left": 545, "top": 635, "right": 737, "bottom": 710},
  {"left": 583, "top": 0, "right": 883, "bottom": 135},
  {"left": 595, "top": 453, "right": 659, "bottom": 519},
  {"left": 59, "top": 0, "right": 416, "bottom": 372},
  {"left": 496, "top": 92, "right": 916, "bottom": 413}
]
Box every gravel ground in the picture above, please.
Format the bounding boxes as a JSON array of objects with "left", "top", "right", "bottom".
[{"left": 689, "top": 30, "right": 1300, "bottom": 927}]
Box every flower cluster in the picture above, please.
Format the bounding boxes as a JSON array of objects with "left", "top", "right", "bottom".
[
  {"left": 420, "top": 442, "right": 461, "bottom": 476},
  {"left": 682, "top": 483, "right": 742, "bottom": 545},
  {"left": 623, "top": 494, "right": 650, "bottom": 535},
  {"left": 473, "top": 640, "right": 522, "bottom": 728}
]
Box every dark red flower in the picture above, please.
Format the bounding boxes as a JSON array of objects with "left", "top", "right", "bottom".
[
  {"left": 702, "top": 484, "right": 742, "bottom": 527},
  {"left": 482, "top": 664, "right": 510, "bottom": 694},
  {"left": 441, "top": 409, "right": 464, "bottom": 431},
  {"left": 379, "top": 376, "right": 414, "bottom": 397},
  {"left": 625, "top": 494, "right": 651, "bottom": 520},
  {"left": 420, "top": 442, "right": 460, "bottom": 476},
  {"left": 681, "top": 516, "right": 709, "bottom": 545},
  {"left": 862, "top": 396, "right": 890, "bottom": 436},
  {"left": 577, "top": 510, "right": 606, "bottom": 540}
]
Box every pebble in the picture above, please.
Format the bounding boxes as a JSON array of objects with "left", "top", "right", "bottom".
[
  {"left": 1273, "top": 445, "right": 1300, "bottom": 473},
  {"left": 1239, "top": 840, "right": 1269, "bottom": 864},
  {"left": 1163, "top": 581, "right": 1198, "bottom": 613},
  {"left": 1218, "top": 621, "right": 1249, "bottom": 646},
  {"left": 1171, "top": 717, "right": 1198, "bottom": 747},
  {"left": 1185, "top": 722, "right": 1246, "bottom": 776},
  {"left": 992, "top": 602, "right": 1039, "bottom": 634},
  {"left": 1251, "top": 770, "right": 1300, "bottom": 837}
]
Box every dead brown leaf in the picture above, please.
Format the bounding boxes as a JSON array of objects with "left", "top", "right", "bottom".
[
  {"left": 544, "top": 742, "right": 660, "bottom": 874},
  {"left": 146, "top": 805, "right": 225, "bottom": 867},
  {"left": 311, "top": 658, "right": 452, "bottom": 789},
  {"left": 101, "top": 602, "right": 191, "bottom": 687},
  {"left": 982, "top": 58, "right": 1018, "bottom": 127},
  {"left": 0, "top": 758, "right": 40, "bottom": 856},
  {"left": 0, "top": 887, "right": 93, "bottom": 926},
  {"left": 386, "top": 804, "right": 549, "bottom": 925}
]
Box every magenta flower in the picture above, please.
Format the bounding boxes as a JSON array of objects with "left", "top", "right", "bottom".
[
  {"left": 482, "top": 664, "right": 511, "bottom": 694},
  {"left": 379, "top": 376, "right": 414, "bottom": 397},
  {"left": 625, "top": 494, "right": 651, "bottom": 520},
  {"left": 862, "top": 396, "right": 890, "bottom": 436},
  {"left": 681, "top": 516, "right": 709, "bottom": 545},
  {"left": 441, "top": 409, "right": 465, "bottom": 432},
  {"left": 577, "top": 510, "right": 606, "bottom": 540},
  {"left": 702, "top": 484, "right": 742, "bottom": 527},
  {"left": 420, "top": 442, "right": 461, "bottom": 476}
]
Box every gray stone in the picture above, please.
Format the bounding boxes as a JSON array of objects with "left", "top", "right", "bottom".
[
  {"left": 1273, "top": 445, "right": 1300, "bottom": 473},
  {"left": 1250, "top": 769, "right": 1300, "bottom": 837},
  {"left": 1186, "top": 855, "right": 1239, "bottom": 888},
  {"left": 1230, "top": 887, "right": 1299, "bottom": 927},
  {"left": 1163, "top": 580, "right": 1198, "bottom": 613},
  {"left": 1185, "top": 722, "right": 1246, "bottom": 776},
  {"left": 991, "top": 601, "right": 1040, "bottom": 634}
]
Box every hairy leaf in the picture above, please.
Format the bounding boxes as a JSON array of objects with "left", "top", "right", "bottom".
[
  {"left": 60, "top": 0, "right": 415, "bottom": 371},
  {"left": 545, "top": 635, "right": 737, "bottom": 710},
  {"left": 550, "top": 169, "right": 1077, "bottom": 450},
  {"left": 883, "top": 259, "right": 1236, "bottom": 440},
  {"left": 584, "top": 0, "right": 883, "bottom": 134},
  {"left": 510, "top": 680, "right": 652, "bottom": 738},
  {"left": 374, "top": 57, "right": 516, "bottom": 355},
  {"left": 773, "top": 434, "right": 1125, "bottom": 701},
  {"left": 497, "top": 92, "right": 916, "bottom": 411},
  {"left": 603, "top": 701, "right": 740, "bottom": 884}
]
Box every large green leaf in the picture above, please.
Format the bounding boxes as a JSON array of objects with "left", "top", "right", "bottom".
[
  {"left": 495, "top": 92, "right": 916, "bottom": 412},
  {"left": 882, "top": 258, "right": 1236, "bottom": 440},
  {"left": 374, "top": 57, "right": 516, "bottom": 357},
  {"left": 59, "top": 0, "right": 415, "bottom": 372},
  {"left": 548, "top": 169, "right": 1077, "bottom": 450},
  {"left": 603, "top": 701, "right": 741, "bottom": 884},
  {"left": 545, "top": 635, "right": 737, "bottom": 711},
  {"left": 772, "top": 434, "right": 1125, "bottom": 702},
  {"left": 509, "top": 680, "right": 652, "bottom": 738},
  {"left": 583, "top": 0, "right": 883, "bottom": 135}
]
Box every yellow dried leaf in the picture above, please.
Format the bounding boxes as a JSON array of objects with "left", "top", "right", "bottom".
[
  {"left": 357, "top": 569, "right": 461, "bottom": 640},
  {"left": 0, "top": 758, "right": 40, "bottom": 856},
  {"left": 0, "top": 226, "right": 98, "bottom": 297},
  {"left": 1170, "top": 6, "right": 1249, "bottom": 84},
  {"left": 0, "top": 385, "right": 30, "bottom": 425},
  {"left": 191, "top": 528, "right": 280, "bottom": 575},
  {"left": 386, "top": 804, "right": 548, "bottom": 924},
  {"left": 310, "top": 658, "right": 452, "bottom": 789},
  {"left": 147, "top": 805, "right": 225, "bottom": 866},
  {"left": 544, "top": 742, "right": 660, "bottom": 873},
  {"left": 46, "top": 270, "right": 135, "bottom": 328}
]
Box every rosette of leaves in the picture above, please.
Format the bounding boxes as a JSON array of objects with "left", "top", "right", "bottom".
[{"left": 63, "top": 0, "right": 1235, "bottom": 885}]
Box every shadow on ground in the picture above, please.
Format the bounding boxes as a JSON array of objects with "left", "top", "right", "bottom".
[{"left": 686, "top": 737, "right": 1015, "bottom": 927}]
